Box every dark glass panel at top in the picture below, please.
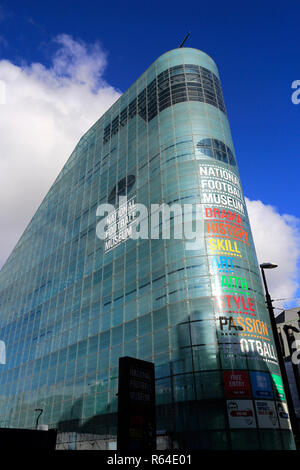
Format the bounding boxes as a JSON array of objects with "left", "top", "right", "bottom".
[
  {"left": 197, "top": 138, "right": 237, "bottom": 166},
  {"left": 103, "top": 64, "right": 227, "bottom": 144}
]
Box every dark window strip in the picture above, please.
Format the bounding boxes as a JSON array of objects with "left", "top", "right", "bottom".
[{"left": 103, "top": 64, "right": 226, "bottom": 144}]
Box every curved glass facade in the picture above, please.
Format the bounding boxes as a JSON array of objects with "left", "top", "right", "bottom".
[{"left": 0, "top": 48, "right": 296, "bottom": 450}]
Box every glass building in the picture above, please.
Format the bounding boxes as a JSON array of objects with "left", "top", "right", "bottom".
[{"left": 0, "top": 48, "right": 296, "bottom": 450}]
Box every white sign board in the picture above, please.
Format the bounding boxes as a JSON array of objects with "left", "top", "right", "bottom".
[
  {"left": 255, "top": 400, "right": 279, "bottom": 428},
  {"left": 276, "top": 401, "right": 292, "bottom": 430},
  {"left": 227, "top": 400, "right": 256, "bottom": 428}
]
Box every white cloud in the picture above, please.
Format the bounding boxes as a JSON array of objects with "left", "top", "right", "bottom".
[
  {"left": 0, "top": 34, "right": 121, "bottom": 267},
  {"left": 246, "top": 198, "right": 300, "bottom": 311}
]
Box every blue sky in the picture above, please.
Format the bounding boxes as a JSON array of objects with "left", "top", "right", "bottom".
[
  {"left": 0, "top": 0, "right": 299, "bottom": 307},
  {"left": 0, "top": 0, "right": 299, "bottom": 214}
]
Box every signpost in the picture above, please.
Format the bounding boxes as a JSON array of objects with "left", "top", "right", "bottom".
[{"left": 117, "top": 357, "right": 156, "bottom": 451}]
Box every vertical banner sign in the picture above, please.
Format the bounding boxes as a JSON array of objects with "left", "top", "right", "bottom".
[
  {"left": 199, "top": 160, "right": 294, "bottom": 432},
  {"left": 200, "top": 162, "right": 278, "bottom": 366},
  {"left": 117, "top": 357, "right": 156, "bottom": 451}
]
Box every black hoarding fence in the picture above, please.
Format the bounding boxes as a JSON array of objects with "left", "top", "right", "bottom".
[
  {"left": 0, "top": 428, "right": 57, "bottom": 450},
  {"left": 117, "top": 357, "right": 156, "bottom": 451}
]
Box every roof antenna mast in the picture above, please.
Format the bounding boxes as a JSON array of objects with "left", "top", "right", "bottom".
[{"left": 179, "top": 32, "right": 191, "bottom": 48}]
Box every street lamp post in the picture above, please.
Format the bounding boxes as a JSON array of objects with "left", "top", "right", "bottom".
[{"left": 260, "top": 263, "right": 299, "bottom": 447}]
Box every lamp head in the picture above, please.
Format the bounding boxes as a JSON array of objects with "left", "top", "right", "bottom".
[{"left": 260, "top": 263, "right": 278, "bottom": 270}]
